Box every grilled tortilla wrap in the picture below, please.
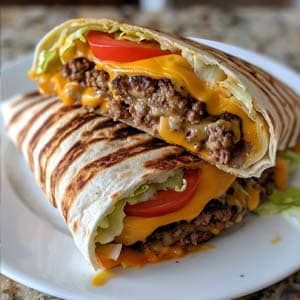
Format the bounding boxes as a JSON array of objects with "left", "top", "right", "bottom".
[
  {"left": 28, "top": 18, "right": 300, "bottom": 178},
  {"left": 2, "top": 92, "right": 276, "bottom": 270}
]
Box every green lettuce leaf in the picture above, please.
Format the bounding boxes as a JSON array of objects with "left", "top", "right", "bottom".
[
  {"left": 59, "top": 26, "right": 94, "bottom": 57},
  {"left": 95, "top": 170, "right": 184, "bottom": 244},
  {"left": 36, "top": 49, "right": 58, "bottom": 74},
  {"left": 255, "top": 187, "right": 300, "bottom": 220},
  {"left": 95, "top": 199, "right": 126, "bottom": 244}
]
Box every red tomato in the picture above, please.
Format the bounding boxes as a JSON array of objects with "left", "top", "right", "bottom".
[
  {"left": 124, "top": 169, "right": 199, "bottom": 217},
  {"left": 87, "top": 31, "right": 170, "bottom": 62}
]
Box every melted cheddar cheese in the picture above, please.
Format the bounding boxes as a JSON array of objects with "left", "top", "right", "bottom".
[
  {"left": 32, "top": 53, "right": 266, "bottom": 161},
  {"left": 96, "top": 55, "right": 264, "bottom": 158},
  {"left": 246, "top": 187, "right": 261, "bottom": 211},
  {"left": 96, "top": 161, "right": 271, "bottom": 269},
  {"left": 96, "top": 244, "right": 214, "bottom": 270},
  {"left": 116, "top": 162, "right": 236, "bottom": 245},
  {"left": 274, "top": 157, "right": 288, "bottom": 191},
  {"left": 91, "top": 270, "right": 112, "bottom": 286}
]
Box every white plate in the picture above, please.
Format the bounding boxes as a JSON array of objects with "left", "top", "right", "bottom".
[{"left": 1, "top": 38, "right": 300, "bottom": 300}]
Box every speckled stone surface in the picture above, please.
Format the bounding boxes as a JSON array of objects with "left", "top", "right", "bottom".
[
  {"left": 1, "top": 5, "right": 300, "bottom": 71},
  {"left": 1, "top": 5, "right": 299, "bottom": 300}
]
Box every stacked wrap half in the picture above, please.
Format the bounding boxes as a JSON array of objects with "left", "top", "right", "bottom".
[{"left": 28, "top": 18, "right": 300, "bottom": 178}]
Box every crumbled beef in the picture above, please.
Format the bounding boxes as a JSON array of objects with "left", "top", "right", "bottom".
[
  {"left": 111, "top": 75, "right": 208, "bottom": 132},
  {"left": 186, "top": 101, "right": 208, "bottom": 124},
  {"left": 205, "top": 125, "right": 234, "bottom": 164},
  {"left": 135, "top": 200, "right": 244, "bottom": 252},
  {"left": 109, "top": 98, "right": 131, "bottom": 120},
  {"left": 85, "top": 69, "right": 110, "bottom": 92},
  {"left": 61, "top": 57, "right": 244, "bottom": 165},
  {"left": 111, "top": 76, "right": 204, "bottom": 119},
  {"left": 61, "top": 57, "right": 95, "bottom": 85}
]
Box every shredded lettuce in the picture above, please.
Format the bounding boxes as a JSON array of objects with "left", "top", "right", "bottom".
[
  {"left": 96, "top": 199, "right": 126, "bottom": 244},
  {"left": 255, "top": 187, "right": 300, "bottom": 220},
  {"left": 278, "top": 150, "right": 300, "bottom": 173},
  {"left": 95, "top": 170, "right": 184, "bottom": 244},
  {"left": 116, "top": 26, "right": 153, "bottom": 42},
  {"left": 255, "top": 150, "right": 300, "bottom": 221},
  {"left": 36, "top": 49, "right": 58, "bottom": 74},
  {"left": 59, "top": 26, "right": 94, "bottom": 57},
  {"left": 123, "top": 184, "right": 150, "bottom": 205}
]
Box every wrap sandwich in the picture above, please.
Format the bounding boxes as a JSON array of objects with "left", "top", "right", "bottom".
[
  {"left": 2, "top": 92, "right": 281, "bottom": 270},
  {"left": 28, "top": 18, "right": 300, "bottom": 178}
]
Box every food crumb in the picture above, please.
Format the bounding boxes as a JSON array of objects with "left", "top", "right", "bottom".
[
  {"left": 175, "top": 261, "right": 179, "bottom": 263},
  {"left": 240, "top": 274, "right": 245, "bottom": 278},
  {"left": 271, "top": 234, "right": 282, "bottom": 245}
]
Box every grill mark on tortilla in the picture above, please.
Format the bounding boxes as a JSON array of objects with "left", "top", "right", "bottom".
[
  {"left": 279, "top": 83, "right": 299, "bottom": 102},
  {"left": 151, "top": 39, "right": 295, "bottom": 147},
  {"left": 49, "top": 120, "right": 133, "bottom": 206},
  {"left": 193, "top": 41, "right": 299, "bottom": 109},
  {"left": 110, "top": 126, "right": 141, "bottom": 140},
  {"left": 270, "top": 90, "right": 296, "bottom": 147},
  {"left": 144, "top": 150, "right": 202, "bottom": 170},
  {"left": 230, "top": 57, "right": 296, "bottom": 111},
  {"left": 81, "top": 119, "right": 117, "bottom": 136},
  {"left": 208, "top": 52, "right": 289, "bottom": 139},
  {"left": 71, "top": 220, "right": 78, "bottom": 233},
  {"left": 7, "top": 94, "right": 51, "bottom": 130},
  {"left": 49, "top": 138, "right": 103, "bottom": 206},
  {"left": 177, "top": 35, "right": 299, "bottom": 110},
  {"left": 224, "top": 53, "right": 298, "bottom": 118},
  {"left": 61, "top": 138, "right": 166, "bottom": 221},
  {"left": 16, "top": 99, "right": 59, "bottom": 148},
  {"left": 223, "top": 57, "right": 295, "bottom": 145},
  {"left": 269, "top": 82, "right": 300, "bottom": 146},
  {"left": 10, "top": 90, "right": 41, "bottom": 107},
  {"left": 27, "top": 105, "right": 81, "bottom": 171},
  {"left": 39, "top": 112, "right": 99, "bottom": 188}
]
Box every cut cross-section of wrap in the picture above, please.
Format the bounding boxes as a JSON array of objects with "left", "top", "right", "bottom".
[
  {"left": 28, "top": 18, "right": 300, "bottom": 178},
  {"left": 2, "top": 92, "right": 279, "bottom": 270}
]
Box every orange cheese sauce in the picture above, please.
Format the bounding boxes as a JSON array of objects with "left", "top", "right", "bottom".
[
  {"left": 31, "top": 51, "right": 267, "bottom": 161},
  {"left": 97, "top": 54, "right": 263, "bottom": 159},
  {"left": 246, "top": 187, "right": 261, "bottom": 211},
  {"left": 91, "top": 270, "right": 112, "bottom": 286},
  {"left": 96, "top": 244, "right": 214, "bottom": 270},
  {"left": 274, "top": 157, "right": 288, "bottom": 191}
]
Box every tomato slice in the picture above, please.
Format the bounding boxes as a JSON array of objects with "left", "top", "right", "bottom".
[
  {"left": 87, "top": 31, "right": 170, "bottom": 62},
  {"left": 124, "top": 169, "right": 199, "bottom": 217}
]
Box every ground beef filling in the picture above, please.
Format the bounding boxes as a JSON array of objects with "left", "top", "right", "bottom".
[
  {"left": 136, "top": 201, "right": 242, "bottom": 253},
  {"left": 132, "top": 168, "right": 275, "bottom": 253},
  {"left": 61, "top": 57, "right": 244, "bottom": 165}
]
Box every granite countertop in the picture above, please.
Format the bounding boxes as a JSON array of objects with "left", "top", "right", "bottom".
[{"left": 1, "top": 5, "right": 300, "bottom": 300}]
